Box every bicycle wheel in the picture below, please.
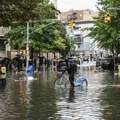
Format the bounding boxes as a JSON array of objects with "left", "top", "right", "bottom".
[
  {"left": 82, "top": 79, "right": 88, "bottom": 87},
  {"left": 54, "top": 77, "right": 67, "bottom": 86}
]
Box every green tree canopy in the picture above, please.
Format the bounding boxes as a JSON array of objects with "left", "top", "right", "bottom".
[
  {"left": 3, "top": 0, "right": 69, "bottom": 56},
  {"left": 0, "top": 0, "right": 57, "bottom": 26},
  {"left": 88, "top": 0, "right": 120, "bottom": 54}
]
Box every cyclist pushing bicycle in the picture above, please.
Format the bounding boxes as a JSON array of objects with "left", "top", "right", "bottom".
[
  {"left": 64, "top": 61, "right": 77, "bottom": 87},
  {"left": 63, "top": 61, "right": 88, "bottom": 87},
  {"left": 55, "top": 60, "right": 88, "bottom": 87}
]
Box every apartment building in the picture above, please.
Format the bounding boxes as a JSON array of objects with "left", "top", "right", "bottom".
[
  {"left": 59, "top": 9, "right": 102, "bottom": 59},
  {"left": 58, "top": 9, "right": 98, "bottom": 21},
  {"left": 0, "top": 27, "right": 11, "bottom": 58}
]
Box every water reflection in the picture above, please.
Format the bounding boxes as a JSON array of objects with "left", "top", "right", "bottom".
[
  {"left": 67, "top": 87, "right": 75, "bottom": 102},
  {"left": 67, "top": 86, "right": 87, "bottom": 103},
  {"left": 55, "top": 85, "right": 88, "bottom": 120},
  {"left": 1, "top": 70, "right": 120, "bottom": 119},
  {"left": 100, "top": 86, "right": 120, "bottom": 120}
]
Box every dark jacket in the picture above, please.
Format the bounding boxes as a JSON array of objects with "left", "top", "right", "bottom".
[{"left": 67, "top": 63, "right": 77, "bottom": 75}]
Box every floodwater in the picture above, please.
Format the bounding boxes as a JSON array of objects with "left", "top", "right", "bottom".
[{"left": 0, "top": 69, "right": 120, "bottom": 120}]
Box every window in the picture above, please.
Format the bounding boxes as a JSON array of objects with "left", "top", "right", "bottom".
[
  {"left": 0, "top": 40, "right": 5, "bottom": 51},
  {"left": 78, "top": 43, "right": 81, "bottom": 48}
]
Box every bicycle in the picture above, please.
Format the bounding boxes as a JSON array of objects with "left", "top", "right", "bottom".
[
  {"left": 74, "top": 76, "right": 88, "bottom": 86},
  {"left": 54, "top": 72, "right": 70, "bottom": 87},
  {"left": 54, "top": 72, "right": 84, "bottom": 87}
]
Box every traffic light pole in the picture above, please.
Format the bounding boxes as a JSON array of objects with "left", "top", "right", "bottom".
[
  {"left": 26, "top": 20, "right": 60, "bottom": 78},
  {"left": 26, "top": 22, "right": 30, "bottom": 69},
  {"left": 108, "top": 7, "right": 120, "bottom": 10},
  {"left": 68, "top": 19, "right": 75, "bottom": 57}
]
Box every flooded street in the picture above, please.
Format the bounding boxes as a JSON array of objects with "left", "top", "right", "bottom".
[{"left": 0, "top": 69, "right": 120, "bottom": 120}]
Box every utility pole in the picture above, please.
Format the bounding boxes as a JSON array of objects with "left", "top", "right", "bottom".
[
  {"left": 108, "top": 7, "right": 120, "bottom": 10},
  {"left": 26, "top": 22, "right": 30, "bottom": 69},
  {"left": 68, "top": 19, "right": 75, "bottom": 57},
  {"left": 26, "top": 20, "right": 60, "bottom": 77}
]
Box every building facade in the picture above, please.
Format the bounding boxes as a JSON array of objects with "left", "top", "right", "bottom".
[
  {"left": 0, "top": 27, "right": 11, "bottom": 58},
  {"left": 59, "top": 9, "right": 103, "bottom": 60},
  {"left": 58, "top": 9, "right": 98, "bottom": 21},
  {"left": 65, "top": 20, "right": 101, "bottom": 60}
]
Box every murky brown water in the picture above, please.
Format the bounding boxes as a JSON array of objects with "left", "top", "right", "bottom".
[{"left": 0, "top": 69, "right": 120, "bottom": 120}]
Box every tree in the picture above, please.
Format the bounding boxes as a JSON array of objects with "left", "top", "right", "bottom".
[
  {"left": 87, "top": 0, "right": 120, "bottom": 54},
  {"left": 0, "top": 0, "right": 57, "bottom": 26},
  {"left": 30, "top": 20, "right": 67, "bottom": 55},
  {"left": 6, "top": 2, "right": 66, "bottom": 56}
]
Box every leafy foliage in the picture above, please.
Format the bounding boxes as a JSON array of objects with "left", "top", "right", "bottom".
[
  {"left": 6, "top": 20, "right": 67, "bottom": 55},
  {"left": 88, "top": 0, "right": 120, "bottom": 54},
  {"left": 0, "top": 0, "right": 57, "bottom": 26}
]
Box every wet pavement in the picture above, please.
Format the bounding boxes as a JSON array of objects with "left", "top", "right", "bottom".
[{"left": 0, "top": 69, "right": 120, "bottom": 120}]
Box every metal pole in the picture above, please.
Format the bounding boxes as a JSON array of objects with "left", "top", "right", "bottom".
[
  {"left": 69, "top": 36, "right": 71, "bottom": 58},
  {"left": 26, "top": 22, "right": 29, "bottom": 69},
  {"left": 108, "top": 7, "right": 120, "bottom": 10}
]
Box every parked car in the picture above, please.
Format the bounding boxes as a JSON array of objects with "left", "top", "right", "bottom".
[{"left": 56, "top": 60, "right": 67, "bottom": 72}]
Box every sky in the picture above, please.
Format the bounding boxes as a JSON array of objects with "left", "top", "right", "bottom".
[{"left": 57, "top": 0, "right": 98, "bottom": 12}]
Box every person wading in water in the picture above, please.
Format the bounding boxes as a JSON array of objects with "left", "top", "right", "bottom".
[{"left": 66, "top": 61, "right": 77, "bottom": 87}]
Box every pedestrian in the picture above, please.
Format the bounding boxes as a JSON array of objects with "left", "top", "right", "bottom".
[
  {"left": 66, "top": 61, "right": 77, "bottom": 87},
  {"left": 33, "top": 56, "right": 37, "bottom": 71},
  {"left": 12, "top": 55, "right": 22, "bottom": 72},
  {"left": 29, "top": 58, "right": 33, "bottom": 66}
]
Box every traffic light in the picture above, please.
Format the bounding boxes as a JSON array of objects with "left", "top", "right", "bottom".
[
  {"left": 104, "top": 13, "right": 111, "bottom": 24},
  {"left": 69, "top": 20, "right": 75, "bottom": 29},
  {"left": 20, "top": 50, "right": 26, "bottom": 55}
]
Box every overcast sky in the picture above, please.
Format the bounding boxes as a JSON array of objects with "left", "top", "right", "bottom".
[{"left": 57, "top": 0, "right": 98, "bottom": 12}]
